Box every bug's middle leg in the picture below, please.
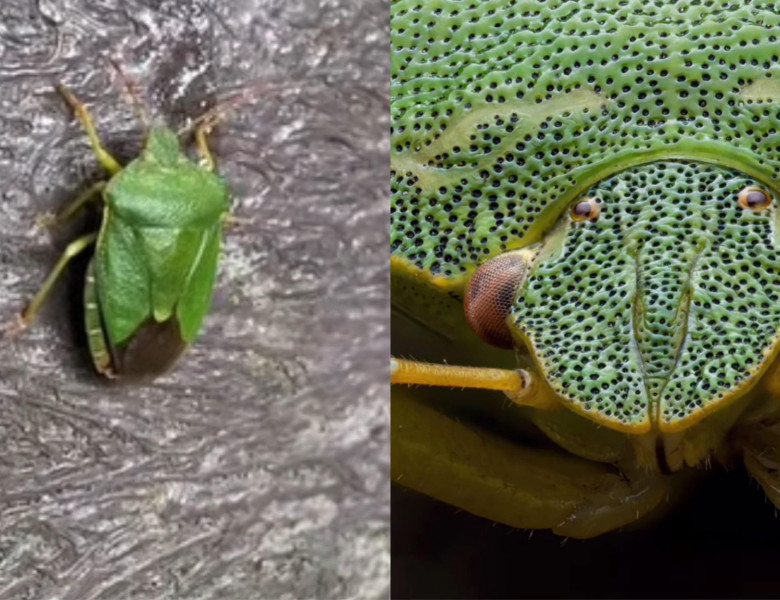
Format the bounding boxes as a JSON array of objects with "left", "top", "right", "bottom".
[
  {"left": 56, "top": 85, "right": 122, "bottom": 175},
  {"left": 41, "top": 181, "right": 107, "bottom": 227},
  {"left": 21, "top": 232, "right": 98, "bottom": 326}
]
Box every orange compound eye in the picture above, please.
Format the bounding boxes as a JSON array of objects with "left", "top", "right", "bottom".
[
  {"left": 738, "top": 186, "right": 772, "bottom": 211},
  {"left": 570, "top": 197, "right": 600, "bottom": 222},
  {"left": 464, "top": 252, "right": 529, "bottom": 349}
]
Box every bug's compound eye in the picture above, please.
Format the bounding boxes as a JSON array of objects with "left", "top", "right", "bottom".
[
  {"left": 464, "top": 251, "right": 529, "bottom": 349},
  {"left": 570, "top": 197, "right": 600, "bottom": 222},
  {"left": 738, "top": 186, "right": 772, "bottom": 212}
]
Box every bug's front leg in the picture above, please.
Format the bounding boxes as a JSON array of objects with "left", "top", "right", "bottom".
[{"left": 56, "top": 85, "right": 122, "bottom": 175}]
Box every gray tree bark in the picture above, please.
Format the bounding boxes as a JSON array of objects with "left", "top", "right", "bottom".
[{"left": 0, "top": 1, "right": 389, "bottom": 598}]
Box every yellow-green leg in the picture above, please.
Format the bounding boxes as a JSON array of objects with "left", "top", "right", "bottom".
[
  {"left": 21, "top": 232, "right": 98, "bottom": 325},
  {"left": 195, "top": 116, "right": 218, "bottom": 171},
  {"left": 58, "top": 181, "right": 107, "bottom": 222},
  {"left": 36, "top": 182, "right": 105, "bottom": 230},
  {"left": 56, "top": 84, "right": 122, "bottom": 175},
  {"left": 393, "top": 386, "right": 670, "bottom": 538}
]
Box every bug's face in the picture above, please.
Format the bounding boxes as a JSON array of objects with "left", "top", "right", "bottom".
[{"left": 467, "top": 161, "right": 780, "bottom": 433}]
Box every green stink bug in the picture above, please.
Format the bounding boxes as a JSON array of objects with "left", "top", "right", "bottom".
[
  {"left": 18, "top": 85, "right": 229, "bottom": 378},
  {"left": 391, "top": 0, "right": 780, "bottom": 538}
]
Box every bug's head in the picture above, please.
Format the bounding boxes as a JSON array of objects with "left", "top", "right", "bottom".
[
  {"left": 143, "top": 127, "right": 183, "bottom": 165},
  {"left": 465, "top": 161, "right": 780, "bottom": 432}
]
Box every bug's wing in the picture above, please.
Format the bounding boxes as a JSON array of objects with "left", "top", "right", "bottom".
[
  {"left": 96, "top": 215, "right": 152, "bottom": 348},
  {"left": 98, "top": 214, "right": 221, "bottom": 343},
  {"left": 98, "top": 220, "right": 192, "bottom": 377},
  {"left": 114, "top": 225, "right": 221, "bottom": 378},
  {"left": 135, "top": 222, "right": 222, "bottom": 344},
  {"left": 176, "top": 223, "right": 221, "bottom": 343},
  {"left": 112, "top": 318, "right": 187, "bottom": 378},
  {"left": 137, "top": 226, "right": 208, "bottom": 325}
]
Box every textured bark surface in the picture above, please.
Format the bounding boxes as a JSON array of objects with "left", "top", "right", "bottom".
[{"left": 0, "top": 1, "right": 389, "bottom": 598}]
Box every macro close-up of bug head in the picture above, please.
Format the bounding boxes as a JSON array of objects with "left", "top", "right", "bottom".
[{"left": 391, "top": 0, "right": 780, "bottom": 573}]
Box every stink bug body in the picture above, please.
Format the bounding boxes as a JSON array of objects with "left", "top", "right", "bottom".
[{"left": 20, "top": 85, "right": 229, "bottom": 378}]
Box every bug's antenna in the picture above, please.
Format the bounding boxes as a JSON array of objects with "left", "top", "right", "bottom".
[
  {"left": 178, "top": 66, "right": 362, "bottom": 138},
  {"left": 106, "top": 56, "right": 151, "bottom": 132},
  {"left": 176, "top": 81, "right": 299, "bottom": 139}
]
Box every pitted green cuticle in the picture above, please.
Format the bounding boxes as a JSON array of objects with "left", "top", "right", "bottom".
[
  {"left": 512, "top": 162, "right": 780, "bottom": 429},
  {"left": 391, "top": 0, "right": 780, "bottom": 280}
]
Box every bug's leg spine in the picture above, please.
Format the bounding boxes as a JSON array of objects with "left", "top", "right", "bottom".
[
  {"left": 84, "top": 260, "right": 114, "bottom": 376},
  {"left": 56, "top": 85, "right": 122, "bottom": 175},
  {"left": 21, "top": 232, "right": 98, "bottom": 325},
  {"left": 195, "top": 118, "right": 217, "bottom": 171}
]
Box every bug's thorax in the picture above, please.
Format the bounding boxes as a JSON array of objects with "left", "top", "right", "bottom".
[{"left": 104, "top": 127, "right": 228, "bottom": 229}]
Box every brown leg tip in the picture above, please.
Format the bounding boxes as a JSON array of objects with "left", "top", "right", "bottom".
[{"left": 2, "top": 313, "right": 29, "bottom": 340}]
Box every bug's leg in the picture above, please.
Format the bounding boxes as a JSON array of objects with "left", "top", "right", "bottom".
[
  {"left": 56, "top": 85, "right": 122, "bottom": 175},
  {"left": 106, "top": 56, "right": 151, "bottom": 134},
  {"left": 57, "top": 181, "right": 106, "bottom": 222},
  {"left": 37, "top": 181, "right": 107, "bottom": 230},
  {"left": 391, "top": 357, "right": 557, "bottom": 410},
  {"left": 83, "top": 260, "right": 114, "bottom": 377},
  {"left": 732, "top": 396, "right": 780, "bottom": 509},
  {"left": 223, "top": 214, "right": 252, "bottom": 229},
  {"left": 195, "top": 116, "right": 218, "bottom": 171},
  {"left": 393, "top": 386, "right": 670, "bottom": 538},
  {"left": 20, "top": 232, "right": 98, "bottom": 326}
]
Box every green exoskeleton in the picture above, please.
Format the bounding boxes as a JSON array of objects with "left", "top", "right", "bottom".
[
  {"left": 391, "top": 0, "right": 780, "bottom": 537},
  {"left": 19, "top": 85, "right": 228, "bottom": 378}
]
